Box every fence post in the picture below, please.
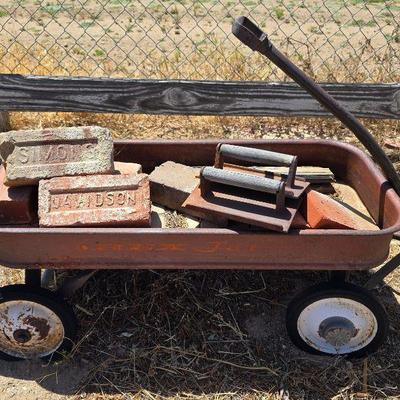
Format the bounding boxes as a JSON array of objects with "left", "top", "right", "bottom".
[{"left": 0, "top": 112, "right": 10, "bottom": 132}]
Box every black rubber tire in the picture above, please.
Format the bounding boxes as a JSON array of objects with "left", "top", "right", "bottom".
[
  {"left": 286, "top": 281, "right": 388, "bottom": 358},
  {"left": 0, "top": 284, "right": 77, "bottom": 362}
]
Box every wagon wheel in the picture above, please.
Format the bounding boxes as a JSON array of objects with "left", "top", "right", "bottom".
[
  {"left": 286, "top": 282, "right": 388, "bottom": 357},
  {"left": 0, "top": 284, "right": 77, "bottom": 361}
]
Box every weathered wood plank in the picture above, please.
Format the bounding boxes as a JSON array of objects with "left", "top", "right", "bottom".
[
  {"left": 0, "top": 74, "right": 398, "bottom": 119},
  {"left": 0, "top": 112, "right": 10, "bottom": 132}
]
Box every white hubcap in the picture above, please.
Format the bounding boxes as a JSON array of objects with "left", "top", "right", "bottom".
[
  {"left": 0, "top": 300, "right": 65, "bottom": 359},
  {"left": 297, "top": 297, "right": 377, "bottom": 354}
]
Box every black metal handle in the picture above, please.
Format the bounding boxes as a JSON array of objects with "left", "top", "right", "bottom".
[
  {"left": 232, "top": 16, "right": 400, "bottom": 197},
  {"left": 232, "top": 16, "right": 270, "bottom": 52}
]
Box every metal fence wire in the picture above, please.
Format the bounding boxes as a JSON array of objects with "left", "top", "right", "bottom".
[{"left": 0, "top": 1, "right": 398, "bottom": 83}]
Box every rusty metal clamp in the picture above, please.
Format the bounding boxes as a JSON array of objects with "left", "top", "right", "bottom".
[
  {"left": 214, "top": 143, "right": 298, "bottom": 188},
  {"left": 200, "top": 166, "right": 286, "bottom": 211}
]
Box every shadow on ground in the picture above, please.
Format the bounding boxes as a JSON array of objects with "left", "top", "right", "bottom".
[{"left": 1, "top": 269, "right": 400, "bottom": 400}]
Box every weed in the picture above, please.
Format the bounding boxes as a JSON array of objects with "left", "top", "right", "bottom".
[
  {"left": 80, "top": 20, "right": 95, "bottom": 29},
  {"left": 310, "top": 26, "right": 322, "bottom": 35},
  {"left": 94, "top": 48, "right": 105, "bottom": 57},
  {"left": 349, "top": 19, "right": 377, "bottom": 27},
  {"left": 39, "top": 3, "right": 64, "bottom": 16},
  {"left": 273, "top": 6, "right": 285, "bottom": 20}
]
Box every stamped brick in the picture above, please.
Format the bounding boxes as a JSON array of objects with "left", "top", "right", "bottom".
[
  {"left": 39, "top": 174, "right": 150, "bottom": 227},
  {"left": 0, "top": 126, "right": 114, "bottom": 186},
  {"left": 114, "top": 161, "right": 142, "bottom": 175},
  {"left": 0, "top": 165, "right": 35, "bottom": 224}
]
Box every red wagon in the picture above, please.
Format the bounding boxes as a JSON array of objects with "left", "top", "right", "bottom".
[{"left": 0, "top": 17, "right": 399, "bottom": 362}]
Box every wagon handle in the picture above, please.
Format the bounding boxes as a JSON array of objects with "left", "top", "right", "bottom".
[
  {"left": 200, "top": 166, "right": 286, "bottom": 211},
  {"left": 214, "top": 143, "right": 298, "bottom": 187},
  {"left": 232, "top": 16, "right": 400, "bottom": 197}
]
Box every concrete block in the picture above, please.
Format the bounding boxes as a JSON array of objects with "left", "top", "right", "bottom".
[
  {"left": 0, "top": 126, "right": 114, "bottom": 186},
  {"left": 149, "top": 161, "right": 199, "bottom": 211},
  {"left": 39, "top": 173, "right": 150, "bottom": 227},
  {"left": 149, "top": 161, "right": 228, "bottom": 224}
]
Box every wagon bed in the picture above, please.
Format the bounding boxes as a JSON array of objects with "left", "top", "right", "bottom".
[{"left": 0, "top": 138, "right": 399, "bottom": 271}]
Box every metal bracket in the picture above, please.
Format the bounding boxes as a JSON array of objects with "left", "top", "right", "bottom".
[{"left": 365, "top": 252, "right": 400, "bottom": 289}]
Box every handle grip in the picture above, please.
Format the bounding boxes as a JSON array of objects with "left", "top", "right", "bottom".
[
  {"left": 232, "top": 16, "right": 270, "bottom": 52},
  {"left": 201, "top": 166, "right": 285, "bottom": 210},
  {"left": 215, "top": 144, "right": 298, "bottom": 187}
]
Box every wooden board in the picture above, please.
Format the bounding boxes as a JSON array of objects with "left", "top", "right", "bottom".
[
  {"left": 0, "top": 74, "right": 398, "bottom": 119},
  {"left": 251, "top": 166, "right": 335, "bottom": 183}
]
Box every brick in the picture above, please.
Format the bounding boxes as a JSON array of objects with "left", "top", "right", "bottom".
[
  {"left": 301, "top": 190, "right": 378, "bottom": 230},
  {"left": 149, "top": 161, "right": 199, "bottom": 212},
  {"left": 38, "top": 174, "right": 150, "bottom": 227},
  {"left": 0, "top": 126, "right": 114, "bottom": 187},
  {"left": 114, "top": 161, "right": 142, "bottom": 175},
  {"left": 151, "top": 204, "right": 199, "bottom": 228},
  {"left": 149, "top": 161, "right": 228, "bottom": 224},
  {"left": 0, "top": 165, "right": 35, "bottom": 224}
]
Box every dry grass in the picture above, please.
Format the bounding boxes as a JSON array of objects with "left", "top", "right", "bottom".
[{"left": 0, "top": 30, "right": 400, "bottom": 400}]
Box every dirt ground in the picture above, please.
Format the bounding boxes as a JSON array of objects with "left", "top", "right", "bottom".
[{"left": 0, "top": 1, "right": 400, "bottom": 399}]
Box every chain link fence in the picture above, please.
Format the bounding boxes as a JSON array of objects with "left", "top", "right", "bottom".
[{"left": 0, "top": 0, "right": 398, "bottom": 82}]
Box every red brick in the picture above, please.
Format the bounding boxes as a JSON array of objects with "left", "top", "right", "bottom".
[
  {"left": 38, "top": 174, "right": 150, "bottom": 227},
  {"left": 302, "top": 190, "right": 377, "bottom": 230},
  {"left": 0, "top": 166, "right": 35, "bottom": 224}
]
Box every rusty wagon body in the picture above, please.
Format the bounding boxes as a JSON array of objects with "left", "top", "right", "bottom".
[{"left": 0, "top": 138, "right": 399, "bottom": 271}]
